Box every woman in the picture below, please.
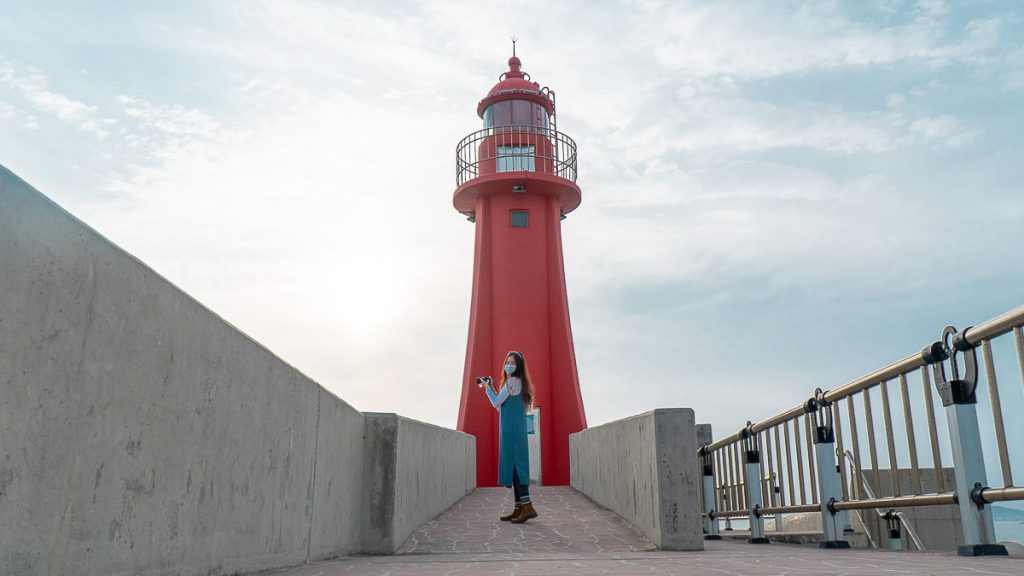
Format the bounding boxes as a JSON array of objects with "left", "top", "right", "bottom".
[{"left": 483, "top": 351, "right": 537, "bottom": 523}]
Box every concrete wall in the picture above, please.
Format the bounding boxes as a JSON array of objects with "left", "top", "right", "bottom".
[
  {"left": 569, "top": 409, "right": 703, "bottom": 550},
  {"left": 862, "top": 468, "right": 961, "bottom": 551},
  {"left": 361, "top": 414, "right": 476, "bottom": 554},
  {"left": 0, "top": 165, "right": 474, "bottom": 576},
  {"left": 695, "top": 424, "right": 712, "bottom": 449}
]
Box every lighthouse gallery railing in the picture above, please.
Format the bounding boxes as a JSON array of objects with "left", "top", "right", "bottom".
[
  {"left": 455, "top": 125, "right": 578, "bottom": 186},
  {"left": 698, "top": 304, "right": 1024, "bottom": 554}
]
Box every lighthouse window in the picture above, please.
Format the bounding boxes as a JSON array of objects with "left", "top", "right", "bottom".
[
  {"left": 510, "top": 210, "right": 529, "bottom": 228},
  {"left": 485, "top": 100, "right": 549, "bottom": 130},
  {"left": 487, "top": 101, "right": 511, "bottom": 128},
  {"left": 512, "top": 100, "right": 533, "bottom": 126},
  {"left": 497, "top": 145, "right": 535, "bottom": 172}
]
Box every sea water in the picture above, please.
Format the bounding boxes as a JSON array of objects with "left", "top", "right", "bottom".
[{"left": 996, "top": 520, "right": 1024, "bottom": 545}]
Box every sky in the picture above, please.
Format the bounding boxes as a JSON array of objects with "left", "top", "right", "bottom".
[{"left": 2, "top": 1, "right": 1023, "bottom": 482}]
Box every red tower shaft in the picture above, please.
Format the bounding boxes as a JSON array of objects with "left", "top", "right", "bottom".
[{"left": 454, "top": 55, "right": 586, "bottom": 487}]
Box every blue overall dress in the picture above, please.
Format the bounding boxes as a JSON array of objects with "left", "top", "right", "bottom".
[{"left": 486, "top": 377, "right": 530, "bottom": 488}]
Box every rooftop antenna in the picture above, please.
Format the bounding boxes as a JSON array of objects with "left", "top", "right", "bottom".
[{"left": 511, "top": 36, "right": 517, "bottom": 57}]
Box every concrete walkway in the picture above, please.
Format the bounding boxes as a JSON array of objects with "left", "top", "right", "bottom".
[{"left": 253, "top": 487, "right": 1024, "bottom": 576}]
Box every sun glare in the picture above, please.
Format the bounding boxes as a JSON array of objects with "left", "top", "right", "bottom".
[{"left": 325, "top": 245, "right": 408, "bottom": 343}]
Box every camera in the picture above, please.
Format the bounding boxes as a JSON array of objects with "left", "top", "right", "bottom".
[{"left": 476, "top": 376, "right": 493, "bottom": 388}]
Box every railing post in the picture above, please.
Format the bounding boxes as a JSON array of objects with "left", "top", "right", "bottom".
[
  {"left": 809, "top": 390, "right": 851, "bottom": 549},
  {"left": 699, "top": 445, "right": 721, "bottom": 540},
  {"left": 924, "top": 329, "right": 1008, "bottom": 557},
  {"left": 741, "top": 424, "right": 769, "bottom": 544}
]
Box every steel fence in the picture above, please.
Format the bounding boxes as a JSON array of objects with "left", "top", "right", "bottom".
[{"left": 698, "top": 304, "right": 1024, "bottom": 556}]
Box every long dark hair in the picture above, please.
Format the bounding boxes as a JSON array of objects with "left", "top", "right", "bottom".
[{"left": 499, "top": 351, "right": 534, "bottom": 409}]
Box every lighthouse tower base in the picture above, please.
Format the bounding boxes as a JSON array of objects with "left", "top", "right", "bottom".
[{"left": 456, "top": 176, "right": 586, "bottom": 488}]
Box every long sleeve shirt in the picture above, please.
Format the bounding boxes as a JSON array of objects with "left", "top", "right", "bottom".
[{"left": 486, "top": 377, "right": 522, "bottom": 411}]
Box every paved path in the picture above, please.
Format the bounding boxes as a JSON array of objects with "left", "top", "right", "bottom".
[
  {"left": 397, "top": 485, "right": 653, "bottom": 555},
  {"left": 255, "top": 487, "right": 1024, "bottom": 576}
]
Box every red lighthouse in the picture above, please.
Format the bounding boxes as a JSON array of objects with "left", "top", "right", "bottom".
[{"left": 454, "top": 51, "right": 587, "bottom": 487}]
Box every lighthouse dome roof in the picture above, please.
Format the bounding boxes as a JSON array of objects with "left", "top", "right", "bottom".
[
  {"left": 476, "top": 56, "right": 554, "bottom": 118},
  {"left": 487, "top": 57, "right": 539, "bottom": 94}
]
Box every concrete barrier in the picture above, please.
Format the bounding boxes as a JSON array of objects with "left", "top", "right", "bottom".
[
  {"left": 361, "top": 414, "right": 476, "bottom": 553},
  {"left": 569, "top": 409, "right": 703, "bottom": 550},
  {"left": 0, "top": 165, "right": 474, "bottom": 576}
]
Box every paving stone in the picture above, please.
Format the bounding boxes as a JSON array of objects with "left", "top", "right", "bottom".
[
  {"left": 249, "top": 487, "right": 1024, "bottom": 576},
  {"left": 396, "top": 486, "right": 655, "bottom": 555}
]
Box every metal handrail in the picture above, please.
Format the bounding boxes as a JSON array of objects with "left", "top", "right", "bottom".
[
  {"left": 842, "top": 449, "right": 926, "bottom": 550},
  {"left": 455, "top": 125, "right": 578, "bottom": 186},
  {"left": 698, "top": 303, "right": 1024, "bottom": 552},
  {"left": 707, "top": 304, "right": 1024, "bottom": 452}
]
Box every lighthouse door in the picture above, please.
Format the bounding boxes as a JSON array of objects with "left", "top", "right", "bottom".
[{"left": 527, "top": 406, "right": 542, "bottom": 485}]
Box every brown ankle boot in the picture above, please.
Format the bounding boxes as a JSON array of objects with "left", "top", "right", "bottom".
[
  {"left": 510, "top": 502, "right": 537, "bottom": 524},
  {"left": 500, "top": 507, "right": 521, "bottom": 521}
]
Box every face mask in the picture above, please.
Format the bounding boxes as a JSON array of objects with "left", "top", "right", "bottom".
[{"left": 504, "top": 364, "right": 516, "bottom": 375}]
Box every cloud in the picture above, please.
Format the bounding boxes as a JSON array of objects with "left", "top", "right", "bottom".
[
  {"left": 0, "top": 97, "right": 38, "bottom": 130},
  {"left": 153, "top": 0, "right": 487, "bottom": 104},
  {"left": 117, "top": 95, "right": 220, "bottom": 138},
  {"left": 998, "top": 45, "right": 1024, "bottom": 92},
  {"left": 2, "top": 0, "right": 1022, "bottom": 438},
  {"left": 639, "top": 2, "right": 1009, "bottom": 79},
  {"left": 907, "top": 114, "right": 978, "bottom": 147},
  {"left": 75, "top": 83, "right": 475, "bottom": 424},
  {"left": 0, "top": 62, "right": 116, "bottom": 138},
  {"left": 0, "top": 98, "right": 16, "bottom": 119}
]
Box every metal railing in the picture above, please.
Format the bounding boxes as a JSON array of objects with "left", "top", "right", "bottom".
[
  {"left": 842, "top": 449, "right": 926, "bottom": 550},
  {"left": 455, "top": 125, "right": 578, "bottom": 186},
  {"left": 698, "top": 304, "right": 1024, "bottom": 556}
]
